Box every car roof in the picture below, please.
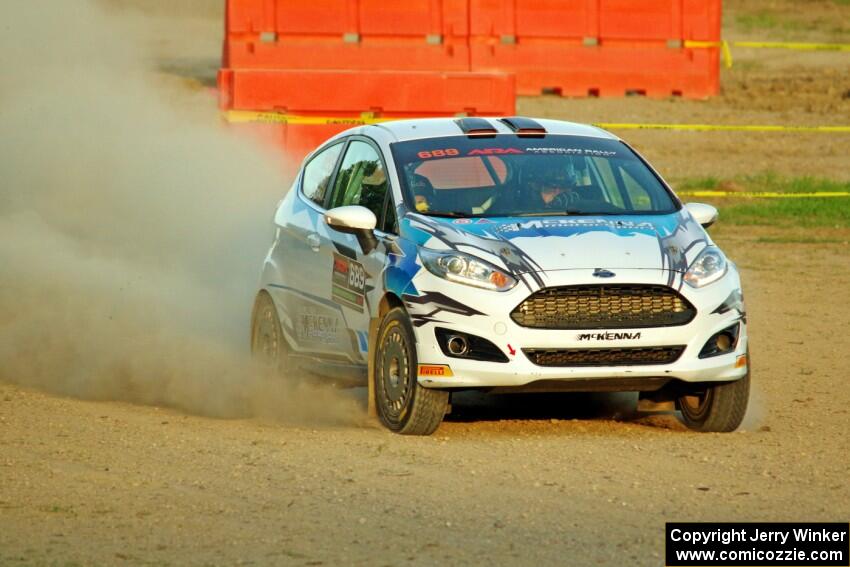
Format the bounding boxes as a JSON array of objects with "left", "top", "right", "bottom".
[{"left": 367, "top": 116, "right": 619, "bottom": 143}]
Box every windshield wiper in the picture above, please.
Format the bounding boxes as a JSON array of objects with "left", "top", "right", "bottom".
[
  {"left": 514, "top": 209, "right": 617, "bottom": 217},
  {"left": 425, "top": 211, "right": 475, "bottom": 218}
]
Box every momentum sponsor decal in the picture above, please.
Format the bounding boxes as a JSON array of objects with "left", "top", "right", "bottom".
[
  {"left": 496, "top": 218, "right": 656, "bottom": 233},
  {"left": 332, "top": 252, "right": 367, "bottom": 312},
  {"left": 296, "top": 308, "right": 339, "bottom": 344}
]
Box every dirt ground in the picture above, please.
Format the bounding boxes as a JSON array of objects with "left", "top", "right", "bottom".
[
  {"left": 2, "top": 1, "right": 849, "bottom": 566},
  {"left": 2, "top": 231, "right": 850, "bottom": 566}
]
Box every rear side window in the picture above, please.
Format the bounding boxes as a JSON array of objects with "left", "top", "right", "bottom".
[
  {"left": 301, "top": 143, "right": 344, "bottom": 207},
  {"left": 329, "top": 141, "right": 389, "bottom": 220}
]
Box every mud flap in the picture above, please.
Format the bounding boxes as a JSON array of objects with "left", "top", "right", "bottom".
[{"left": 366, "top": 317, "right": 380, "bottom": 418}]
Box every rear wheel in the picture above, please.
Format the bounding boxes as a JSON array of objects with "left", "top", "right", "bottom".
[
  {"left": 375, "top": 308, "right": 448, "bottom": 435},
  {"left": 677, "top": 360, "right": 750, "bottom": 432},
  {"left": 250, "top": 291, "right": 291, "bottom": 374}
]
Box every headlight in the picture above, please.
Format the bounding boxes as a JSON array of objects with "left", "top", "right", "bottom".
[
  {"left": 684, "top": 246, "right": 728, "bottom": 288},
  {"left": 419, "top": 248, "right": 517, "bottom": 291}
]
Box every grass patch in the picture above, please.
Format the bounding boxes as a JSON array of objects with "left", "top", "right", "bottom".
[
  {"left": 736, "top": 11, "right": 780, "bottom": 31},
  {"left": 675, "top": 174, "right": 850, "bottom": 228},
  {"left": 705, "top": 198, "right": 850, "bottom": 228},
  {"left": 755, "top": 236, "right": 848, "bottom": 244},
  {"left": 733, "top": 8, "right": 845, "bottom": 36},
  {"left": 676, "top": 173, "right": 850, "bottom": 194}
]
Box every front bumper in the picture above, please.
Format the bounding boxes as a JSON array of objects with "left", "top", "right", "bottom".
[{"left": 405, "top": 267, "right": 748, "bottom": 390}]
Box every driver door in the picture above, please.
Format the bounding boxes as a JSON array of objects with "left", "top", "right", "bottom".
[{"left": 323, "top": 138, "right": 394, "bottom": 365}]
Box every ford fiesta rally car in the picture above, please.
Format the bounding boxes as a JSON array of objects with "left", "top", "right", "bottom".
[{"left": 250, "top": 116, "right": 749, "bottom": 435}]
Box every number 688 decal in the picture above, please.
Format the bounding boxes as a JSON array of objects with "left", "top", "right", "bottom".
[
  {"left": 348, "top": 262, "right": 365, "bottom": 292},
  {"left": 417, "top": 148, "right": 459, "bottom": 159}
]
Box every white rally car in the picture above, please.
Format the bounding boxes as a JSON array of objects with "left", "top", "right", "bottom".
[{"left": 251, "top": 116, "right": 749, "bottom": 435}]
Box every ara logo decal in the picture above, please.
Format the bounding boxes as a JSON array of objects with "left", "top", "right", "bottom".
[
  {"left": 577, "top": 332, "right": 642, "bottom": 341},
  {"left": 467, "top": 148, "right": 524, "bottom": 156}
]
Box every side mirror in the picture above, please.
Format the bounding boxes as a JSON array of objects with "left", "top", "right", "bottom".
[
  {"left": 685, "top": 202, "right": 719, "bottom": 229},
  {"left": 324, "top": 205, "right": 378, "bottom": 253},
  {"left": 324, "top": 205, "right": 377, "bottom": 231}
]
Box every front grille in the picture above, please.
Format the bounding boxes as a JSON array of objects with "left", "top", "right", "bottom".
[
  {"left": 511, "top": 284, "right": 695, "bottom": 329},
  {"left": 523, "top": 346, "right": 686, "bottom": 367}
]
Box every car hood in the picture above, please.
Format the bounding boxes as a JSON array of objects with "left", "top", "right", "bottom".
[{"left": 404, "top": 211, "right": 711, "bottom": 275}]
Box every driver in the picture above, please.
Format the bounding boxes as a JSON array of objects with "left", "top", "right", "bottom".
[
  {"left": 528, "top": 166, "right": 578, "bottom": 209},
  {"left": 409, "top": 173, "right": 435, "bottom": 213}
]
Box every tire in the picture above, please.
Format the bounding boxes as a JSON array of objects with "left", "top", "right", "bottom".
[
  {"left": 677, "top": 359, "right": 750, "bottom": 432},
  {"left": 250, "top": 291, "right": 291, "bottom": 374},
  {"left": 374, "top": 308, "right": 448, "bottom": 435}
]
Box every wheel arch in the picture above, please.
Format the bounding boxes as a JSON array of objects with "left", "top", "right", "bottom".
[
  {"left": 378, "top": 291, "right": 405, "bottom": 318},
  {"left": 250, "top": 289, "right": 274, "bottom": 350}
]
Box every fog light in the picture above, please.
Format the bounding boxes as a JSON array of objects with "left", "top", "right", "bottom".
[
  {"left": 699, "top": 323, "right": 741, "bottom": 359},
  {"left": 715, "top": 332, "right": 733, "bottom": 352},
  {"left": 446, "top": 335, "right": 469, "bottom": 356},
  {"left": 434, "top": 328, "right": 509, "bottom": 363}
]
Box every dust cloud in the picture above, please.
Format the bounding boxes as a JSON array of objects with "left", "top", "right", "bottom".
[{"left": 0, "top": 0, "right": 362, "bottom": 425}]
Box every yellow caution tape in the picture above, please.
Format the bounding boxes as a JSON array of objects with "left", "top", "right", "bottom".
[
  {"left": 683, "top": 39, "right": 850, "bottom": 68},
  {"left": 597, "top": 123, "right": 850, "bottom": 133},
  {"left": 678, "top": 191, "right": 850, "bottom": 198},
  {"left": 683, "top": 40, "right": 734, "bottom": 68},
  {"left": 732, "top": 40, "right": 850, "bottom": 52},
  {"left": 222, "top": 111, "right": 849, "bottom": 200},
  {"left": 224, "top": 110, "right": 393, "bottom": 126},
  {"left": 224, "top": 111, "right": 850, "bottom": 134}
]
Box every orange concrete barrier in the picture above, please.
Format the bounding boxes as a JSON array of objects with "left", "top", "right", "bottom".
[
  {"left": 468, "top": 0, "right": 722, "bottom": 98},
  {"left": 218, "top": 69, "right": 514, "bottom": 117},
  {"left": 220, "top": 0, "right": 723, "bottom": 161}
]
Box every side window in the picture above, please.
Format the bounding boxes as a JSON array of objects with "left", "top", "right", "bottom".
[
  {"left": 619, "top": 165, "right": 655, "bottom": 211},
  {"left": 589, "top": 157, "right": 623, "bottom": 207},
  {"left": 301, "top": 143, "right": 344, "bottom": 207},
  {"left": 329, "top": 141, "right": 388, "bottom": 220},
  {"left": 382, "top": 195, "right": 399, "bottom": 234}
]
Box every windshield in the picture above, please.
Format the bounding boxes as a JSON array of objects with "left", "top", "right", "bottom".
[{"left": 390, "top": 135, "right": 678, "bottom": 217}]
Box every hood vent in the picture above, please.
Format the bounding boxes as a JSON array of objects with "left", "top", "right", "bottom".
[
  {"left": 499, "top": 116, "right": 546, "bottom": 137},
  {"left": 454, "top": 117, "right": 498, "bottom": 137}
]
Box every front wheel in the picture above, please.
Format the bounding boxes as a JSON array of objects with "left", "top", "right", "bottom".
[
  {"left": 374, "top": 308, "right": 448, "bottom": 435},
  {"left": 677, "top": 361, "right": 750, "bottom": 432}
]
